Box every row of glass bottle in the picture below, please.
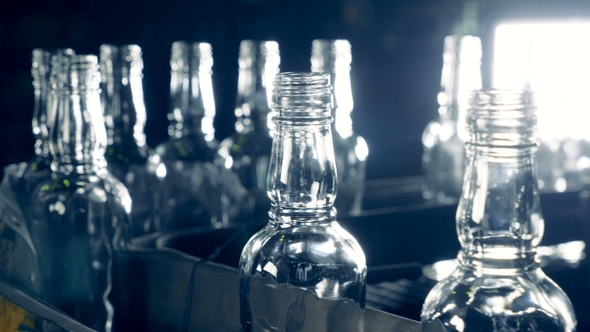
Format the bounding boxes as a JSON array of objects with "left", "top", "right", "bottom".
[
  {"left": 0, "top": 39, "right": 368, "bottom": 331},
  {"left": 16, "top": 39, "right": 369, "bottom": 236},
  {"left": 237, "top": 80, "right": 578, "bottom": 331},
  {"left": 0, "top": 37, "right": 577, "bottom": 332},
  {"left": 422, "top": 35, "right": 590, "bottom": 204}
]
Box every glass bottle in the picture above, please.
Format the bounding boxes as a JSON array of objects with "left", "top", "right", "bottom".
[
  {"left": 311, "top": 39, "right": 368, "bottom": 216},
  {"left": 421, "top": 90, "right": 576, "bottom": 332},
  {"left": 422, "top": 35, "right": 482, "bottom": 204},
  {"left": 28, "top": 55, "right": 131, "bottom": 332},
  {"left": 239, "top": 72, "right": 367, "bottom": 332},
  {"left": 6, "top": 48, "right": 75, "bottom": 213},
  {"left": 100, "top": 44, "right": 155, "bottom": 236},
  {"left": 149, "top": 42, "right": 247, "bottom": 230},
  {"left": 217, "top": 40, "right": 279, "bottom": 222}
]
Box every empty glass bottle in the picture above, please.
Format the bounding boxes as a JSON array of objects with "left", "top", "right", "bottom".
[
  {"left": 5, "top": 48, "right": 75, "bottom": 214},
  {"left": 149, "top": 42, "right": 247, "bottom": 230},
  {"left": 239, "top": 72, "right": 367, "bottom": 332},
  {"left": 217, "top": 40, "right": 279, "bottom": 222},
  {"left": 422, "top": 35, "right": 482, "bottom": 204},
  {"left": 28, "top": 55, "right": 131, "bottom": 332},
  {"left": 421, "top": 90, "right": 576, "bottom": 332},
  {"left": 100, "top": 44, "right": 155, "bottom": 236},
  {"left": 311, "top": 39, "right": 368, "bottom": 216}
]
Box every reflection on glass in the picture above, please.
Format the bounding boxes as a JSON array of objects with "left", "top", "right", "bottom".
[
  {"left": 217, "top": 40, "right": 279, "bottom": 223},
  {"left": 149, "top": 42, "right": 248, "bottom": 230},
  {"left": 422, "top": 35, "right": 482, "bottom": 204},
  {"left": 311, "top": 39, "right": 368, "bottom": 216},
  {"left": 421, "top": 90, "right": 576, "bottom": 332},
  {"left": 494, "top": 22, "right": 590, "bottom": 192},
  {"left": 28, "top": 55, "right": 130, "bottom": 332},
  {"left": 100, "top": 44, "right": 157, "bottom": 236},
  {"left": 239, "top": 73, "right": 366, "bottom": 332}
]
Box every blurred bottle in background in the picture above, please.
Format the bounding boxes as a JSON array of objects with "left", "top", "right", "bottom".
[
  {"left": 28, "top": 55, "right": 130, "bottom": 332},
  {"left": 217, "top": 40, "right": 279, "bottom": 223},
  {"left": 421, "top": 35, "right": 482, "bottom": 204},
  {"left": 100, "top": 44, "right": 156, "bottom": 236},
  {"left": 0, "top": 49, "right": 75, "bottom": 295},
  {"left": 149, "top": 42, "right": 248, "bottom": 231},
  {"left": 311, "top": 39, "right": 368, "bottom": 216}
]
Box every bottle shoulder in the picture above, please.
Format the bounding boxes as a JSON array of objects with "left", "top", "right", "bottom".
[
  {"left": 33, "top": 171, "right": 130, "bottom": 207},
  {"left": 241, "top": 221, "right": 366, "bottom": 268},
  {"left": 422, "top": 266, "right": 576, "bottom": 330},
  {"left": 155, "top": 136, "right": 218, "bottom": 162},
  {"left": 220, "top": 132, "right": 273, "bottom": 158}
]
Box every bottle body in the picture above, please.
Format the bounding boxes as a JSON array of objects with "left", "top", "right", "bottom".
[
  {"left": 100, "top": 44, "right": 156, "bottom": 236},
  {"left": 421, "top": 90, "right": 576, "bottom": 332},
  {"left": 422, "top": 35, "right": 482, "bottom": 204},
  {"left": 239, "top": 72, "right": 367, "bottom": 332},
  {"left": 30, "top": 171, "right": 129, "bottom": 331},
  {"left": 311, "top": 39, "right": 368, "bottom": 215},
  {"left": 28, "top": 55, "right": 131, "bottom": 332},
  {"left": 240, "top": 221, "right": 366, "bottom": 332}
]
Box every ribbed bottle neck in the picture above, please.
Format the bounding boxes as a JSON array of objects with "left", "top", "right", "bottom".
[
  {"left": 48, "top": 55, "right": 107, "bottom": 174},
  {"left": 32, "top": 48, "right": 75, "bottom": 158},
  {"left": 458, "top": 89, "right": 542, "bottom": 272},
  {"left": 267, "top": 72, "right": 337, "bottom": 223}
]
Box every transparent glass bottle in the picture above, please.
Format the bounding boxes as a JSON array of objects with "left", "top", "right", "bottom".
[
  {"left": 100, "top": 44, "right": 155, "bottom": 236},
  {"left": 6, "top": 48, "right": 75, "bottom": 214},
  {"left": 421, "top": 90, "right": 576, "bottom": 332},
  {"left": 28, "top": 55, "right": 131, "bottom": 332},
  {"left": 311, "top": 39, "right": 368, "bottom": 216},
  {"left": 422, "top": 35, "right": 482, "bottom": 204},
  {"left": 149, "top": 42, "right": 247, "bottom": 230},
  {"left": 239, "top": 72, "right": 367, "bottom": 332},
  {"left": 217, "top": 40, "right": 279, "bottom": 222}
]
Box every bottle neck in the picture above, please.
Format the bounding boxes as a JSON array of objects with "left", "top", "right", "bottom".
[
  {"left": 100, "top": 45, "right": 148, "bottom": 156},
  {"left": 438, "top": 36, "right": 482, "bottom": 140},
  {"left": 234, "top": 41, "right": 278, "bottom": 136},
  {"left": 49, "top": 56, "right": 107, "bottom": 175},
  {"left": 168, "top": 42, "right": 216, "bottom": 142},
  {"left": 234, "top": 66, "right": 269, "bottom": 135},
  {"left": 457, "top": 89, "right": 542, "bottom": 272},
  {"left": 32, "top": 49, "right": 52, "bottom": 158},
  {"left": 268, "top": 72, "right": 337, "bottom": 224}
]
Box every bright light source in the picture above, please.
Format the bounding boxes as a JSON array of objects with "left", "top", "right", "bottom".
[{"left": 494, "top": 22, "right": 590, "bottom": 140}]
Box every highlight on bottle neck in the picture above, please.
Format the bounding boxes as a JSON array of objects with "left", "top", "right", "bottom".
[
  {"left": 168, "top": 41, "right": 216, "bottom": 141},
  {"left": 466, "top": 89, "right": 537, "bottom": 150},
  {"left": 311, "top": 39, "right": 354, "bottom": 139},
  {"left": 235, "top": 40, "right": 280, "bottom": 135},
  {"left": 49, "top": 55, "right": 107, "bottom": 173},
  {"left": 99, "top": 44, "right": 147, "bottom": 148},
  {"left": 271, "top": 72, "right": 333, "bottom": 125},
  {"left": 268, "top": 72, "right": 337, "bottom": 222}
]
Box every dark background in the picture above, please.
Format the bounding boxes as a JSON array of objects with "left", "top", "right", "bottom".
[{"left": 1, "top": 0, "right": 590, "bottom": 180}]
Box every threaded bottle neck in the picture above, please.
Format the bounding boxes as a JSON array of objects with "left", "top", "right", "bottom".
[
  {"left": 268, "top": 72, "right": 337, "bottom": 223},
  {"left": 466, "top": 89, "right": 537, "bottom": 152},
  {"left": 49, "top": 55, "right": 107, "bottom": 174}
]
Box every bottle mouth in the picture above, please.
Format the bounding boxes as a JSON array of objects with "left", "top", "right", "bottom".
[
  {"left": 466, "top": 89, "right": 537, "bottom": 148},
  {"left": 271, "top": 72, "right": 333, "bottom": 124}
]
